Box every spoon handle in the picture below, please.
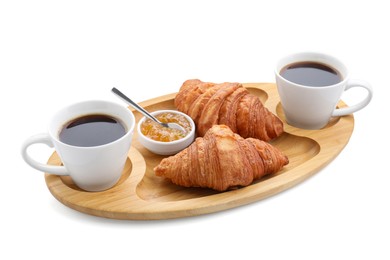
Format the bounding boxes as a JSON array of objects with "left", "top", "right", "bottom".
[{"left": 111, "top": 87, "right": 160, "bottom": 124}]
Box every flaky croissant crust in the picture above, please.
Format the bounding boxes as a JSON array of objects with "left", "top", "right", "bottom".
[
  {"left": 154, "top": 125, "right": 289, "bottom": 191},
  {"left": 174, "top": 79, "right": 284, "bottom": 141}
]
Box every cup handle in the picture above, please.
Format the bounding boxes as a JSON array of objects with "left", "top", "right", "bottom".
[
  {"left": 21, "top": 133, "right": 69, "bottom": 175},
  {"left": 332, "top": 79, "right": 373, "bottom": 117}
]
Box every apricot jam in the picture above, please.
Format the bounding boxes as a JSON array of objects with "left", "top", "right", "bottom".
[{"left": 141, "top": 112, "right": 191, "bottom": 142}]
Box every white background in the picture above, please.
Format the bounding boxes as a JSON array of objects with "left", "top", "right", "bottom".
[{"left": 1, "top": 0, "right": 388, "bottom": 259}]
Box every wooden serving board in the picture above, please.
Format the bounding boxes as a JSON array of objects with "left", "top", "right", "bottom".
[{"left": 45, "top": 83, "right": 354, "bottom": 220}]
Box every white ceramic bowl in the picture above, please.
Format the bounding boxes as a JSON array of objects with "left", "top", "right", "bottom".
[{"left": 137, "top": 110, "right": 195, "bottom": 155}]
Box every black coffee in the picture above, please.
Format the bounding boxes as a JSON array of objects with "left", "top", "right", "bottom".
[
  {"left": 280, "top": 61, "right": 342, "bottom": 87},
  {"left": 59, "top": 114, "right": 126, "bottom": 147}
]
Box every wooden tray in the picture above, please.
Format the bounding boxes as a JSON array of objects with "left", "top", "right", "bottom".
[{"left": 45, "top": 83, "right": 354, "bottom": 220}]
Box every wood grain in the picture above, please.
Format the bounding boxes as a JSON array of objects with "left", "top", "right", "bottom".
[{"left": 45, "top": 83, "right": 354, "bottom": 220}]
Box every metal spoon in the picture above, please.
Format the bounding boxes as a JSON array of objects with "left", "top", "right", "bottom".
[{"left": 111, "top": 87, "right": 186, "bottom": 133}]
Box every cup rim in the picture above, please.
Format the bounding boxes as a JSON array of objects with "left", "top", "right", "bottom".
[
  {"left": 48, "top": 100, "right": 135, "bottom": 149},
  {"left": 275, "top": 52, "right": 349, "bottom": 89}
]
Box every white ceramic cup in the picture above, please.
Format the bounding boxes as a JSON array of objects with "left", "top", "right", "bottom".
[
  {"left": 275, "top": 52, "right": 373, "bottom": 129},
  {"left": 21, "top": 100, "right": 135, "bottom": 191}
]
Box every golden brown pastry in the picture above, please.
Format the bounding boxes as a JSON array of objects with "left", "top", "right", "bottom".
[
  {"left": 174, "top": 79, "right": 284, "bottom": 141},
  {"left": 154, "top": 125, "right": 289, "bottom": 191}
]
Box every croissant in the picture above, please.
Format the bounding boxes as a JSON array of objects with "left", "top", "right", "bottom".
[
  {"left": 174, "top": 79, "right": 284, "bottom": 141},
  {"left": 154, "top": 125, "right": 289, "bottom": 191}
]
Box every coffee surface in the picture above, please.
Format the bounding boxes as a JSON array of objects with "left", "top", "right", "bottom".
[
  {"left": 59, "top": 114, "right": 126, "bottom": 147},
  {"left": 280, "top": 62, "right": 342, "bottom": 87}
]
